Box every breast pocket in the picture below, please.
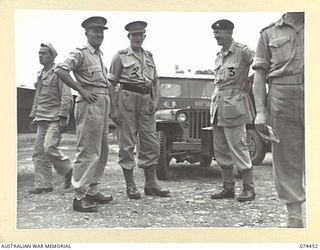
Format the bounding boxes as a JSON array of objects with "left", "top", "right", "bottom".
[
  {"left": 269, "top": 36, "right": 294, "bottom": 66},
  {"left": 123, "top": 61, "right": 140, "bottom": 79},
  {"left": 88, "top": 66, "right": 104, "bottom": 81},
  {"left": 143, "top": 61, "right": 155, "bottom": 79},
  {"left": 40, "top": 76, "right": 59, "bottom": 98}
]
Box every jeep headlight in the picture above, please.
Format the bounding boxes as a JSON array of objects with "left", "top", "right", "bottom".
[{"left": 177, "top": 112, "right": 188, "bottom": 122}]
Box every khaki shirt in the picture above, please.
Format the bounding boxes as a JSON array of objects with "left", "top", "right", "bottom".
[
  {"left": 210, "top": 40, "right": 255, "bottom": 127},
  {"left": 30, "top": 63, "right": 73, "bottom": 122},
  {"left": 252, "top": 15, "right": 304, "bottom": 78},
  {"left": 108, "top": 47, "right": 158, "bottom": 89},
  {"left": 57, "top": 43, "right": 108, "bottom": 88}
]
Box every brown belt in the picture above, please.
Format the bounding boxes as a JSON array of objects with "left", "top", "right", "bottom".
[
  {"left": 121, "top": 84, "right": 151, "bottom": 95},
  {"left": 269, "top": 74, "right": 304, "bottom": 85}
]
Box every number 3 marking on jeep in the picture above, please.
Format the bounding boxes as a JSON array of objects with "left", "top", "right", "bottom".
[{"left": 228, "top": 67, "right": 235, "bottom": 76}]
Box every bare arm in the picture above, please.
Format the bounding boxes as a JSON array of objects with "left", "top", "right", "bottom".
[
  {"left": 108, "top": 53, "right": 123, "bottom": 125},
  {"left": 252, "top": 69, "right": 267, "bottom": 124},
  {"left": 108, "top": 82, "right": 121, "bottom": 125}
]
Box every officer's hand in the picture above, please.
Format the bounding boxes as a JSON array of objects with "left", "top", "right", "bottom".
[
  {"left": 149, "top": 102, "right": 157, "bottom": 114},
  {"left": 254, "top": 112, "right": 267, "bottom": 125},
  {"left": 79, "top": 89, "right": 98, "bottom": 103},
  {"left": 145, "top": 79, "right": 153, "bottom": 87},
  {"left": 59, "top": 117, "right": 68, "bottom": 133},
  {"left": 110, "top": 111, "right": 121, "bottom": 126},
  {"left": 29, "top": 118, "right": 38, "bottom": 132}
]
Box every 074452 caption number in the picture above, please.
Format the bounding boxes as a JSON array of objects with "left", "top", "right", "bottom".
[{"left": 300, "top": 244, "right": 319, "bottom": 248}]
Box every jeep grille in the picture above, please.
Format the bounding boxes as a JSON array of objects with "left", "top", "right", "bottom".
[{"left": 188, "top": 110, "right": 211, "bottom": 139}]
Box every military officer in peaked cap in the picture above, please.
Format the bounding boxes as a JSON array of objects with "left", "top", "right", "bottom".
[
  {"left": 81, "top": 16, "right": 108, "bottom": 30},
  {"left": 108, "top": 21, "right": 170, "bottom": 200},
  {"left": 209, "top": 19, "right": 256, "bottom": 202},
  {"left": 55, "top": 16, "right": 114, "bottom": 212}
]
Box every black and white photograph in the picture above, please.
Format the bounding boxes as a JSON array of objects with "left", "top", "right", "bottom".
[
  {"left": 15, "top": 8, "right": 306, "bottom": 228},
  {"left": 1, "top": 0, "right": 319, "bottom": 245}
]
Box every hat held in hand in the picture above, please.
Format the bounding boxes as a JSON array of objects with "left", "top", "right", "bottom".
[{"left": 255, "top": 124, "right": 280, "bottom": 143}]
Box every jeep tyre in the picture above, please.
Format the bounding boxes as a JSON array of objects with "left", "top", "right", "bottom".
[
  {"left": 246, "top": 128, "right": 266, "bottom": 165},
  {"left": 156, "top": 130, "right": 170, "bottom": 180}
]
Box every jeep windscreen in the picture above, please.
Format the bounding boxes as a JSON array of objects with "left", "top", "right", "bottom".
[
  {"left": 158, "top": 78, "right": 214, "bottom": 109},
  {"left": 160, "top": 83, "right": 181, "bottom": 97}
]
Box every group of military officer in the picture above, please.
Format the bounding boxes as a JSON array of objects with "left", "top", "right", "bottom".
[{"left": 28, "top": 12, "right": 305, "bottom": 228}]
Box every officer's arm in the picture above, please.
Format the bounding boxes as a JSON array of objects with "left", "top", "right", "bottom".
[
  {"left": 57, "top": 77, "right": 74, "bottom": 122},
  {"left": 153, "top": 76, "right": 160, "bottom": 107},
  {"left": 29, "top": 82, "right": 40, "bottom": 118},
  {"left": 108, "top": 53, "right": 123, "bottom": 125},
  {"left": 55, "top": 68, "right": 97, "bottom": 104},
  {"left": 252, "top": 69, "right": 267, "bottom": 124},
  {"left": 55, "top": 68, "right": 83, "bottom": 93}
]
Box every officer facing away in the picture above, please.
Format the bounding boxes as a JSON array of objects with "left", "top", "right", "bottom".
[
  {"left": 108, "top": 21, "right": 170, "bottom": 199},
  {"left": 55, "top": 16, "right": 113, "bottom": 212},
  {"left": 209, "top": 20, "right": 256, "bottom": 202}
]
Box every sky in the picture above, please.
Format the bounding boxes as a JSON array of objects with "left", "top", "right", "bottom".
[{"left": 14, "top": 9, "right": 284, "bottom": 87}]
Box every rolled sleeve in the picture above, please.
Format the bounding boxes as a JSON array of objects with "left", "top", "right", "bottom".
[
  {"left": 56, "top": 49, "right": 82, "bottom": 72},
  {"left": 108, "top": 53, "right": 123, "bottom": 86},
  {"left": 252, "top": 57, "right": 269, "bottom": 72},
  {"left": 242, "top": 46, "right": 255, "bottom": 65},
  {"left": 252, "top": 33, "right": 270, "bottom": 72}
]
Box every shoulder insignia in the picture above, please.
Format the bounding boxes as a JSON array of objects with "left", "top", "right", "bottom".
[
  {"left": 234, "top": 42, "right": 245, "bottom": 48},
  {"left": 145, "top": 50, "right": 153, "bottom": 57},
  {"left": 235, "top": 42, "right": 251, "bottom": 52},
  {"left": 76, "top": 45, "right": 88, "bottom": 51},
  {"left": 260, "top": 21, "right": 276, "bottom": 33},
  {"left": 118, "top": 48, "right": 128, "bottom": 54}
]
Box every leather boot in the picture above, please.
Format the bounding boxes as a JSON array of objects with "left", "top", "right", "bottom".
[
  {"left": 73, "top": 197, "right": 97, "bottom": 213},
  {"left": 211, "top": 182, "right": 235, "bottom": 199},
  {"left": 237, "top": 184, "right": 255, "bottom": 202},
  {"left": 144, "top": 165, "right": 170, "bottom": 197},
  {"left": 287, "top": 217, "right": 304, "bottom": 228},
  {"left": 122, "top": 168, "right": 141, "bottom": 199},
  {"left": 286, "top": 202, "right": 303, "bottom": 227}
]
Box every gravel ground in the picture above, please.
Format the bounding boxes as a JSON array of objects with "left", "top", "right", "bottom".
[{"left": 16, "top": 131, "right": 306, "bottom": 229}]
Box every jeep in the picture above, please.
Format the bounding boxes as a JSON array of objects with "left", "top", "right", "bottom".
[{"left": 156, "top": 74, "right": 270, "bottom": 180}]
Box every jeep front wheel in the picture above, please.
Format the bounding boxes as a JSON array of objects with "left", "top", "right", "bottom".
[
  {"left": 246, "top": 128, "right": 266, "bottom": 165},
  {"left": 156, "top": 130, "right": 170, "bottom": 180}
]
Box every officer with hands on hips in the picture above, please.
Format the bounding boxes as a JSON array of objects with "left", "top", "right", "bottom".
[{"left": 55, "top": 16, "right": 114, "bottom": 212}]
